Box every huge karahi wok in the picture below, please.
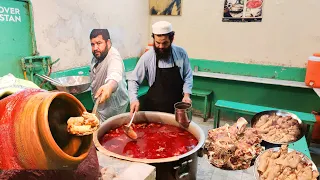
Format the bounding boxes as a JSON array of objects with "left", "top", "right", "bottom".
[{"left": 93, "top": 111, "right": 205, "bottom": 180}]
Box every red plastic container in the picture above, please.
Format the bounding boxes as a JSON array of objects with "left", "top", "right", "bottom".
[{"left": 305, "top": 53, "right": 320, "bottom": 88}]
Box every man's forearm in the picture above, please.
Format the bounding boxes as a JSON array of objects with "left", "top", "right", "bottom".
[
  {"left": 128, "top": 80, "right": 139, "bottom": 103},
  {"left": 183, "top": 54, "right": 193, "bottom": 95},
  {"left": 183, "top": 93, "right": 190, "bottom": 97},
  {"left": 183, "top": 81, "right": 192, "bottom": 95},
  {"left": 106, "top": 80, "right": 118, "bottom": 92}
]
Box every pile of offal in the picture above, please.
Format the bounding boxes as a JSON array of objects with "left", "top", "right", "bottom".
[{"left": 204, "top": 118, "right": 264, "bottom": 170}]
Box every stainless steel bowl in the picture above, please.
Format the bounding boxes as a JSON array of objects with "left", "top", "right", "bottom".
[
  {"left": 52, "top": 76, "right": 91, "bottom": 94},
  {"left": 174, "top": 102, "right": 192, "bottom": 128},
  {"left": 251, "top": 110, "right": 307, "bottom": 145}
]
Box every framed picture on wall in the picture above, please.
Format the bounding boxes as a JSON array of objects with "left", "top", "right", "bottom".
[
  {"left": 149, "top": 0, "right": 182, "bottom": 16},
  {"left": 223, "top": 0, "right": 264, "bottom": 22}
]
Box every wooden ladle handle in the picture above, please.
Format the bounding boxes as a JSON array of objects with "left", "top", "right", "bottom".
[{"left": 92, "top": 97, "right": 101, "bottom": 115}]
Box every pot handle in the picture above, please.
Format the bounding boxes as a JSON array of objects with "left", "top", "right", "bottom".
[
  {"left": 173, "top": 159, "right": 193, "bottom": 180},
  {"left": 95, "top": 146, "right": 100, "bottom": 151}
]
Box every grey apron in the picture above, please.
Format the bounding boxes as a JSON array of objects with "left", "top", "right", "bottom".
[{"left": 90, "top": 54, "right": 128, "bottom": 123}]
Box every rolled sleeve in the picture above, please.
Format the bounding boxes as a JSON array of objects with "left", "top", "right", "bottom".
[
  {"left": 182, "top": 52, "right": 193, "bottom": 94},
  {"left": 104, "top": 55, "right": 123, "bottom": 88},
  {"left": 105, "top": 72, "right": 122, "bottom": 83},
  {"left": 127, "top": 81, "right": 139, "bottom": 102},
  {"left": 127, "top": 55, "right": 147, "bottom": 103}
]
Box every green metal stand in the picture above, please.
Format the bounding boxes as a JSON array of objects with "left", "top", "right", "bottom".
[{"left": 21, "top": 56, "right": 60, "bottom": 90}]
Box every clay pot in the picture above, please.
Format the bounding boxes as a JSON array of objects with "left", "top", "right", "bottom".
[{"left": 0, "top": 88, "right": 92, "bottom": 170}]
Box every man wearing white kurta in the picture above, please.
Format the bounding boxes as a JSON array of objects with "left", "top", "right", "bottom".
[{"left": 89, "top": 29, "right": 129, "bottom": 123}]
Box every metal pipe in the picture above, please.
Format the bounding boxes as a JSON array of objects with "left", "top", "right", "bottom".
[
  {"left": 28, "top": 58, "right": 34, "bottom": 82},
  {"left": 14, "top": 0, "right": 38, "bottom": 55},
  {"left": 23, "top": 56, "right": 51, "bottom": 60},
  {"left": 35, "top": 74, "right": 63, "bottom": 86},
  {"left": 28, "top": 0, "right": 38, "bottom": 55},
  {"left": 23, "top": 71, "right": 28, "bottom": 80}
]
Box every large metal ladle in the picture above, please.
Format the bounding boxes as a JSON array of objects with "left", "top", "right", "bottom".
[
  {"left": 123, "top": 112, "right": 138, "bottom": 140},
  {"left": 62, "top": 97, "right": 100, "bottom": 156},
  {"left": 92, "top": 96, "right": 100, "bottom": 119}
]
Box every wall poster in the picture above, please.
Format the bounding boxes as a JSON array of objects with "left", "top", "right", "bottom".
[
  {"left": 149, "top": 0, "right": 182, "bottom": 16},
  {"left": 223, "top": 0, "right": 264, "bottom": 22}
]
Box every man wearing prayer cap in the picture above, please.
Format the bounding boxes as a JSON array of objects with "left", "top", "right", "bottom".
[{"left": 128, "top": 21, "right": 193, "bottom": 115}]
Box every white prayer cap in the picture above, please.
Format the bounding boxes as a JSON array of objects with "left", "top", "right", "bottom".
[{"left": 152, "top": 21, "right": 173, "bottom": 35}]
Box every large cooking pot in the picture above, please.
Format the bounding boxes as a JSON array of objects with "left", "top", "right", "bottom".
[
  {"left": 94, "top": 111, "right": 206, "bottom": 180},
  {"left": 0, "top": 88, "right": 92, "bottom": 169}
]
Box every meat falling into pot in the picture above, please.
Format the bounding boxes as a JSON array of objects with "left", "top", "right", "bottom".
[
  {"left": 205, "top": 117, "right": 264, "bottom": 170},
  {"left": 99, "top": 122, "right": 199, "bottom": 159}
]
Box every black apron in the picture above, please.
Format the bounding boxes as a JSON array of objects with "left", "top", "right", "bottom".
[{"left": 144, "top": 53, "right": 184, "bottom": 113}]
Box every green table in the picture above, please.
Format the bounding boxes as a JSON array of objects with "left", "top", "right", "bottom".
[{"left": 288, "top": 136, "right": 311, "bottom": 159}]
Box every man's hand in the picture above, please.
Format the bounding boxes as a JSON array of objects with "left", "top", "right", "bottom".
[
  {"left": 95, "top": 84, "right": 113, "bottom": 104},
  {"left": 182, "top": 93, "right": 192, "bottom": 104},
  {"left": 130, "top": 100, "right": 140, "bottom": 117}
]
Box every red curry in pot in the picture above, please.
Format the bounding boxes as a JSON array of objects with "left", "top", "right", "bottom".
[{"left": 99, "top": 122, "right": 198, "bottom": 159}]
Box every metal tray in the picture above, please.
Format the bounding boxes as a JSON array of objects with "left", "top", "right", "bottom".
[
  {"left": 53, "top": 76, "right": 91, "bottom": 94},
  {"left": 251, "top": 110, "right": 307, "bottom": 145},
  {"left": 254, "top": 147, "right": 318, "bottom": 180}
]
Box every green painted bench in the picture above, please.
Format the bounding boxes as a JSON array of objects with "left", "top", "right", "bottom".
[
  {"left": 214, "top": 100, "right": 316, "bottom": 145},
  {"left": 191, "top": 88, "right": 213, "bottom": 120}
]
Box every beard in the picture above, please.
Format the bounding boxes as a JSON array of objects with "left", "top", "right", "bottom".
[
  {"left": 154, "top": 43, "right": 172, "bottom": 60},
  {"left": 93, "top": 49, "right": 108, "bottom": 61}
]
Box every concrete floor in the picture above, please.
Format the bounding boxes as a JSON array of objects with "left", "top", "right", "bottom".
[{"left": 193, "top": 116, "right": 320, "bottom": 180}]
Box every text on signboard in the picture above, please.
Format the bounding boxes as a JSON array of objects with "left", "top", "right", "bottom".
[{"left": 0, "top": 6, "right": 21, "bottom": 23}]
